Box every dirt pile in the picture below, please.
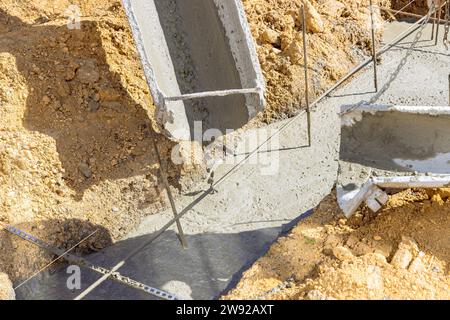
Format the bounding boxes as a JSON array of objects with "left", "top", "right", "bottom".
[
  {"left": 243, "top": 0, "right": 391, "bottom": 122},
  {"left": 0, "top": 272, "right": 15, "bottom": 300},
  {"left": 223, "top": 189, "right": 450, "bottom": 300}
]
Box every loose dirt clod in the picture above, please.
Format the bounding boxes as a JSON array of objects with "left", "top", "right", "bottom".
[{"left": 0, "top": 272, "right": 15, "bottom": 300}]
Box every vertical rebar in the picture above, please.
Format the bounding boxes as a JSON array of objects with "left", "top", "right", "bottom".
[
  {"left": 301, "top": 4, "right": 311, "bottom": 147},
  {"left": 435, "top": 4, "right": 442, "bottom": 45},
  {"left": 369, "top": 0, "right": 379, "bottom": 92},
  {"left": 448, "top": 74, "right": 450, "bottom": 106},
  {"left": 153, "top": 139, "right": 188, "bottom": 248},
  {"left": 432, "top": 10, "right": 437, "bottom": 40}
]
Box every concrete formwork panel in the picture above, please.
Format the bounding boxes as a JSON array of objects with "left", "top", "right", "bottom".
[
  {"left": 122, "top": 0, "right": 265, "bottom": 141},
  {"left": 341, "top": 105, "right": 450, "bottom": 174},
  {"left": 338, "top": 105, "right": 450, "bottom": 217}
]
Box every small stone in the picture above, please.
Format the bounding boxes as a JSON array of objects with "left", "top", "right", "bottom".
[
  {"left": 353, "top": 241, "right": 373, "bottom": 256},
  {"left": 391, "top": 248, "right": 413, "bottom": 269},
  {"left": 346, "top": 235, "right": 359, "bottom": 248},
  {"left": 88, "top": 100, "right": 100, "bottom": 112},
  {"left": 65, "top": 60, "right": 80, "bottom": 81},
  {"left": 42, "top": 95, "right": 51, "bottom": 106},
  {"left": 366, "top": 265, "right": 384, "bottom": 290},
  {"left": 112, "top": 207, "right": 119, "bottom": 213},
  {"left": 399, "top": 237, "right": 419, "bottom": 255},
  {"left": 373, "top": 235, "right": 382, "bottom": 241},
  {"left": 284, "top": 35, "right": 303, "bottom": 64},
  {"left": 332, "top": 246, "right": 355, "bottom": 261},
  {"left": 431, "top": 194, "right": 444, "bottom": 205},
  {"left": 66, "top": 70, "right": 76, "bottom": 81},
  {"left": 296, "top": 0, "right": 324, "bottom": 33},
  {"left": 408, "top": 257, "right": 425, "bottom": 273},
  {"left": 78, "top": 162, "right": 92, "bottom": 179},
  {"left": 261, "top": 28, "right": 280, "bottom": 45},
  {"left": 320, "top": 0, "right": 346, "bottom": 18},
  {"left": 324, "top": 234, "right": 341, "bottom": 248},
  {"left": 77, "top": 60, "right": 100, "bottom": 84},
  {"left": 373, "top": 242, "right": 393, "bottom": 258},
  {"left": 57, "top": 82, "right": 70, "bottom": 97}
]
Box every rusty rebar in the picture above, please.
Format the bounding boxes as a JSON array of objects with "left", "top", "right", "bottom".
[
  {"left": 153, "top": 139, "right": 188, "bottom": 249},
  {"left": 369, "top": 0, "right": 379, "bottom": 92},
  {"left": 301, "top": 4, "right": 312, "bottom": 147}
]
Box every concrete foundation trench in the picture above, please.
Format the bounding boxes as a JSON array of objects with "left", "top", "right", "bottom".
[{"left": 1, "top": 0, "right": 449, "bottom": 300}]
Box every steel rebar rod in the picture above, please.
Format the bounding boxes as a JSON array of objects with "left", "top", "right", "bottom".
[
  {"left": 164, "top": 88, "right": 261, "bottom": 102},
  {"left": 153, "top": 139, "right": 188, "bottom": 248},
  {"left": 380, "top": 6, "right": 442, "bottom": 22},
  {"left": 370, "top": 0, "right": 379, "bottom": 91},
  {"left": 436, "top": 4, "right": 443, "bottom": 45},
  {"left": 432, "top": 9, "right": 437, "bottom": 39},
  {"left": 301, "top": 4, "right": 312, "bottom": 147}
]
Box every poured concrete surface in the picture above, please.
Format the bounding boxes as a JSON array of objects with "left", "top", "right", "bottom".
[
  {"left": 17, "top": 92, "right": 340, "bottom": 300},
  {"left": 16, "top": 21, "right": 450, "bottom": 300}
]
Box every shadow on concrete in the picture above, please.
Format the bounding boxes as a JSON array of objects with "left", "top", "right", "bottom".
[
  {"left": 0, "top": 218, "right": 113, "bottom": 291},
  {"left": 16, "top": 210, "right": 312, "bottom": 300}
]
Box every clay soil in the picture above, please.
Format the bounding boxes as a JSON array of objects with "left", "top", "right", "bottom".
[{"left": 223, "top": 189, "right": 450, "bottom": 300}]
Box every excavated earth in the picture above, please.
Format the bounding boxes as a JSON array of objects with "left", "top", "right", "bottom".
[
  {"left": 244, "top": 0, "right": 390, "bottom": 122},
  {"left": 224, "top": 189, "right": 450, "bottom": 300}
]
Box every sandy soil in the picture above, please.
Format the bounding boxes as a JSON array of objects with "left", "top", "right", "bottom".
[
  {"left": 223, "top": 189, "right": 450, "bottom": 300},
  {"left": 244, "top": 0, "right": 391, "bottom": 122}
]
